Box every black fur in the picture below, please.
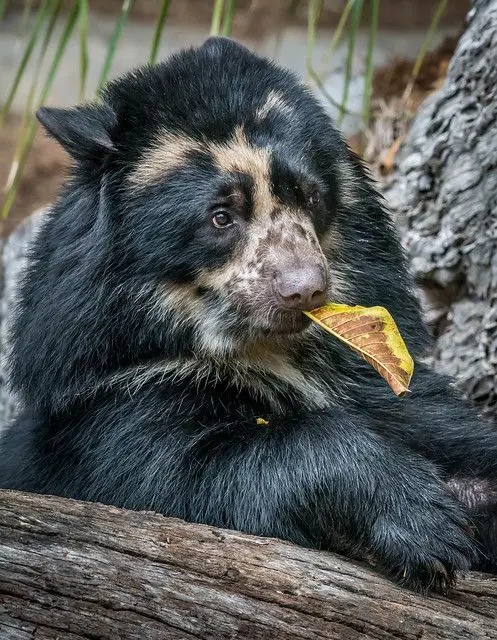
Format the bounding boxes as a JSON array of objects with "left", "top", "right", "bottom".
[{"left": 1, "top": 37, "right": 496, "bottom": 593}]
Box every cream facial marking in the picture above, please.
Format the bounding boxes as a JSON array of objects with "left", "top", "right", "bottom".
[
  {"left": 130, "top": 125, "right": 272, "bottom": 206},
  {"left": 255, "top": 90, "right": 294, "bottom": 122},
  {"left": 129, "top": 130, "right": 202, "bottom": 187},
  {"left": 209, "top": 125, "right": 273, "bottom": 218},
  {"left": 132, "top": 124, "right": 333, "bottom": 346},
  {"left": 196, "top": 206, "right": 328, "bottom": 311}
]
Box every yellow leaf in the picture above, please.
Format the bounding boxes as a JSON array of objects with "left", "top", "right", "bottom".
[
  {"left": 256, "top": 417, "right": 270, "bottom": 426},
  {"left": 304, "top": 304, "right": 414, "bottom": 397}
]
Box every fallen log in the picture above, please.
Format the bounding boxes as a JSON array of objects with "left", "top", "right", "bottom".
[{"left": 1, "top": 490, "right": 496, "bottom": 640}]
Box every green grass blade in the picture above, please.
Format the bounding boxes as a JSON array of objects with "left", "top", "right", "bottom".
[
  {"left": 149, "top": 0, "right": 171, "bottom": 65},
  {"left": 307, "top": 65, "right": 352, "bottom": 113},
  {"left": 286, "top": 0, "right": 302, "bottom": 16},
  {"left": 97, "top": 0, "right": 134, "bottom": 92},
  {"left": 221, "top": 0, "right": 236, "bottom": 37},
  {"left": 20, "top": 0, "right": 34, "bottom": 30},
  {"left": 0, "top": 0, "right": 8, "bottom": 22},
  {"left": 210, "top": 0, "right": 224, "bottom": 36},
  {"left": 321, "top": 0, "right": 354, "bottom": 67},
  {"left": 22, "top": 0, "right": 61, "bottom": 122},
  {"left": 403, "top": 0, "right": 448, "bottom": 101},
  {"left": 306, "top": 0, "right": 360, "bottom": 115},
  {"left": 0, "top": 0, "right": 51, "bottom": 126},
  {"left": 2, "top": 2, "right": 79, "bottom": 219},
  {"left": 362, "top": 0, "right": 379, "bottom": 127},
  {"left": 1, "top": 119, "right": 37, "bottom": 218},
  {"left": 3, "top": 0, "right": 60, "bottom": 197},
  {"left": 78, "top": 0, "right": 89, "bottom": 100},
  {"left": 338, "top": 0, "right": 363, "bottom": 127},
  {"left": 38, "top": 1, "right": 78, "bottom": 105},
  {"left": 306, "top": 0, "right": 323, "bottom": 81}
]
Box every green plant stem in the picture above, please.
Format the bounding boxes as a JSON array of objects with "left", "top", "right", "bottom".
[
  {"left": 23, "top": 0, "right": 61, "bottom": 125},
  {"left": 0, "top": 0, "right": 51, "bottom": 126},
  {"left": 2, "top": 2, "right": 78, "bottom": 219},
  {"left": 403, "top": 0, "right": 448, "bottom": 101},
  {"left": 221, "top": 0, "right": 236, "bottom": 36},
  {"left": 306, "top": 0, "right": 360, "bottom": 117},
  {"left": 321, "top": 0, "right": 355, "bottom": 67},
  {"left": 97, "top": 0, "right": 133, "bottom": 92},
  {"left": 306, "top": 0, "right": 323, "bottom": 80},
  {"left": 149, "top": 0, "right": 171, "bottom": 65},
  {"left": 0, "top": 0, "right": 8, "bottom": 22},
  {"left": 210, "top": 0, "right": 224, "bottom": 35},
  {"left": 338, "top": 0, "right": 363, "bottom": 127},
  {"left": 78, "top": 0, "right": 89, "bottom": 100},
  {"left": 20, "top": 0, "right": 34, "bottom": 30},
  {"left": 5, "top": 0, "right": 61, "bottom": 191},
  {"left": 362, "top": 0, "right": 379, "bottom": 127}
]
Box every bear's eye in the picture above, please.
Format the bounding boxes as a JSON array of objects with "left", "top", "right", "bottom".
[
  {"left": 308, "top": 189, "right": 321, "bottom": 207},
  {"left": 212, "top": 209, "right": 234, "bottom": 228}
]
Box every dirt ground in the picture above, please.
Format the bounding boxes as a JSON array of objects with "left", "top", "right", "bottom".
[
  {"left": 0, "top": 116, "right": 69, "bottom": 237},
  {"left": 0, "top": 34, "right": 458, "bottom": 238},
  {"left": 347, "top": 35, "right": 458, "bottom": 166}
]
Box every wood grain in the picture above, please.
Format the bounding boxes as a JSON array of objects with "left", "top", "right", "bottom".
[{"left": 1, "top": 490, "right": 497, "bottom": 639}]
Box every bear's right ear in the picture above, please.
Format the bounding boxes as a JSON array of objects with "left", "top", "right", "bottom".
[{"left": 36, "top": 103, "right": 116, "bottom": 164}]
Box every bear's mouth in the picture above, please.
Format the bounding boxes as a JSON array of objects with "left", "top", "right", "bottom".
[{"left": 262, "top": 310, "right": 312, "bottom": 336}]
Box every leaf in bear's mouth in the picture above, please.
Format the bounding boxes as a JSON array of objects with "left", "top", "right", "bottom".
[{"left": 304, "top": 304, "right": 414, "bottom": 397}]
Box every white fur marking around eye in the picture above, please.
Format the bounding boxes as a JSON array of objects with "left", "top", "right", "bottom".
[{"left": 210, "top": 126, "right": 274, "bottom": 217}]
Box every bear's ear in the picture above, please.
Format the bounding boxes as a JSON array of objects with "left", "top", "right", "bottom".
[
  {"left": 36, "top": 103, "right": 116, "bottom": 163},
  {"left": 199, "top": 36, "right": 249, "bottom": 57}
]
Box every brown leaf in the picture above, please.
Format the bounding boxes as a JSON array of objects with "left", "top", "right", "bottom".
[{"left": 305, "top": 304, "right": 414, "bottom": 397}]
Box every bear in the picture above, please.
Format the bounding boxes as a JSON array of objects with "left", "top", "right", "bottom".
[{"left": 1, "top": 36, "right": 496, "bottom": 593}]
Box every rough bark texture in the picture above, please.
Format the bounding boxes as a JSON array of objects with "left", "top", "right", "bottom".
[
  {"left": 1, "top": 489, "right": 497, "bottom": 640},
  {"left": 384, "top": 0, "right": 497, "bottom": 421}
]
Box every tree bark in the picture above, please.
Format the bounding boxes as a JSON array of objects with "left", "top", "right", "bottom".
[
  {"left": 1, "top": 490, "right": 497, "bottom": 640},
  {"left": 383, "top": 0, "right": 497, "bottom": 421}
]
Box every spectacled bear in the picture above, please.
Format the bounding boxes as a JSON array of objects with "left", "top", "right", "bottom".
[{"left": 1, "top": 37, "right": 496, "bottom": 593}]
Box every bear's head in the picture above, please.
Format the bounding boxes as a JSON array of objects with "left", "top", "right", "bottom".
[{"left": 32, "top": 37, "right": 424, "bottom": 379}]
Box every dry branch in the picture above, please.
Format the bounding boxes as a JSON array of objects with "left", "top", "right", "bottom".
[{"left": 1, "top": 490, "right": 497, "bottom": 640}]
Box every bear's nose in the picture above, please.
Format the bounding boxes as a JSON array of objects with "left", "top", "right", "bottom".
[{"left": 273, "top": 266, "right": 327, "bottom": 311}]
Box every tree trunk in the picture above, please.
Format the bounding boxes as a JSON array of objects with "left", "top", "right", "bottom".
[
  {"left": 383, "top": 0, "right": 497, "bottom": 421},
  {"left": 1, "top": 490, "right": 497, "bottom": 640}
]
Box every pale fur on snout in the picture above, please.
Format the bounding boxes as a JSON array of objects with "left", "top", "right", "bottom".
[{"left": 197, "top": 208, "right": 328, "bottom": 309}]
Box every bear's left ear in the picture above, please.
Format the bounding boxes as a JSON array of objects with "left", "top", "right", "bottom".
[{"left": 36, "top": 103, "right": 116, "bottom": 163}]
